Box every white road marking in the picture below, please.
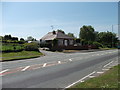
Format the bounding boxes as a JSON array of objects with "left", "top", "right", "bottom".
[
  {"left": 89, "top": 75, "right": 95, "bottom": 78},
  {"left": 102, "top": 69, "right": 109, "bottom": 71},
  {"left": 80, "top": 80, "right": 84, "bottom": 82},
  {"left": 43, "top": 63, "right": 47, "bottom": 67},
  {"left": 58, "top": 61, "right": 61, "bottom": 64},
  {"left": 97, "top": 72, "right": 104, "bottom": 74},
  {"left": 69, "top": 59, "right": 72, "bottom": 61},
  {"left": 21, "top": 66, "right": 30, "bottom": 71},
  {"left": 103, "top": 61, "right": 114, "bottom": 67},
  {"left": 0, "top": 69, "right": 9, "bottom": 74},
  {"left": 65, "top": 71, "right": 96, "bottom": 88},
  {"left": 106, "top": 67, "right": 112, "bottom": 69}
]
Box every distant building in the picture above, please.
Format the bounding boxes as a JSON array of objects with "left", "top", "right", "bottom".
[{"left": 40, "top": 31, "right": 75, "bottom": 48}]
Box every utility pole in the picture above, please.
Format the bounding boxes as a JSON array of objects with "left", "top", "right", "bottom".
[{"left": 112, "top": 25, "right": 113, "bottom": 48}]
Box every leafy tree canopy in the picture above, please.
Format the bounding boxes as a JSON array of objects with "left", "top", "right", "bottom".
[{"left": 79, "top": 25, "right": 96, "bottom": 41}]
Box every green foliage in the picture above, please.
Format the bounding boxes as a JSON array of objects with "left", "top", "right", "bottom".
[
  {"left": 20, "top": 38, "right": 25, "bottom": 41},
  {"left": 92, "top": 42, "right": 103, "bottom": 48},
  {"left": 52, "top": 39, "right": 58, "bottom": 46},
  {"left": 75, "top": 38, "right": 81, "bottom": 43},
  {"left": 2, "top": 51, "right": 43, "bottom": 61},
  {"left": 3, "top": 35, "right": 18, "bottom": 41},
  {"left": 1, "top": 44, "right": 24, "bottom": 52},
  {"left": 24, "top": 42, "right": 39, "bottom": 51},
  {"left": 98, "top": 31, "right": 119, "bottom": 48},
  {"left": 80, "top": 25, "right": 96, "bottom": 42},
  {"left": 79, "top": 25, "right": 119, "bottom": 48},
  {"left": 27, "top": 36, "right": 35, "bottom": 41},
  {"left": 67, "top": 33, "right": 75, "bottom": 38},
  {"left": 57, "top": 29, "right": 65, "bottom": 34}
]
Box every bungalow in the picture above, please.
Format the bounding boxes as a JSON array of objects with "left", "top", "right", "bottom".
[{"left": 40, "top": 31, "right": 75, "bottom": 50}]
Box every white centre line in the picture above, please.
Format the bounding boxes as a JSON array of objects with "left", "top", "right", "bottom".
[
  {"left": 21, "top": 66, "right": 30, "bottom": 71},
  {"left": 58, "top": 61, "right": 61, "bottom": 64},
  {"left": 43, "top": 63, "right": 47, "bottom": 67},
  {"left": 69, "top": 59, "right": 72, "bottom": 61},
  {"left": 65, "top": 71, "right": 96, "bottom": 88},
  {"left": 0, "top": 69, "right": 9, "bottom": 74}
]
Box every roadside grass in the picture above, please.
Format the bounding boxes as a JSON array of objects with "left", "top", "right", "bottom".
[
  {"left": 68, "top": 65, "right": 119, "bottom": 89},
  {"left": 99, "top": 47, "right": 117, "bottom": 50},
  {"left": 1, "top": 51, "right": 43, "bottom": 61}
]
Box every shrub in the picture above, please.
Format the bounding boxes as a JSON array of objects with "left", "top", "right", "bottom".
[
  {"left": 24, "top": 42, "right": 39, "bottom": 51},
  {"left": 52, "top": 39, "right": 58, "bottom": 46},
  {"left": 93, "top": 42, "right": 103, "bottom": 48}
]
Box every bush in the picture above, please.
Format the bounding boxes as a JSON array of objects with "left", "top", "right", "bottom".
[
  {"left": 24, "top": 42, "right": 39, "bottom": 51},
  {"left": 93, "top": 42, "right": 103, "bottom": 48},
  {"left": 2, "top": 44, "right": 24, "bottom": 52}
]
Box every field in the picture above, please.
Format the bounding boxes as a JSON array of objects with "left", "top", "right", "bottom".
[
  {"left": 0, "top": 43, "right": 43, "bottom": 61},
  {"left": 2, "top": 51, "right": 43, "bottom": 61},
  {"left": 1, "top": 43, "right": 24, "bottom": 52}
]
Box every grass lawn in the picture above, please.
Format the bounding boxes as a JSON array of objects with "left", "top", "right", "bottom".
[
  {"left": 68, "top": 65, "right": 119, "bottom": 89},
  {"left": 1, "top": 51, "right": 43, "bottom": 61}
]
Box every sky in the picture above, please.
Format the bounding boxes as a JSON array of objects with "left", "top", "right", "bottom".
[{"left": 1, "top": 2, "right": 119, "bottom": 40}]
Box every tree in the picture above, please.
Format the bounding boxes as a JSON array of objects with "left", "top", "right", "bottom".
[
  {"left": 4, "top": 35, "right": 12, "bottom": 40},
  {"left": 67, "top": 33, "right": 75, "bottom": 37},
  {"left": 57, "top": 29, "right": 65, "bottom": 34},
  {"left": 98, "top": 31, "right": 119, "bottom": 47},
  {"left": 11, "top": 37, "right": 18, "bottom": 41},
  {"left": 27, "top": 36, "right": 35, "bottom": 41},
  {"left": 20, "top": 38, "right": 25, "bottom": 41},
  {"left": 79, "top": 25, "right": 96, "bottom": 42}
]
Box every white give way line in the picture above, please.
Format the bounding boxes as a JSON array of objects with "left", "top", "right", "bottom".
[
  {"left": 0, "top": 69, "right": 9, "bottom": 74},
  {"left": 65, "top": 71, "right": 96, "bottom": 88},
  {"left": 103, "top": 61, "right": 114, "bottom": 67}
]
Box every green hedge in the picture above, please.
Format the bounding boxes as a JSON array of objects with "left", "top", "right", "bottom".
[
  {"left": 1, "top": 44, "right": 24, "bottom": 52},
  {"left": 1, "top": 43, "right": 39, "bottom": 52},
  {"left": 24, "top": 43, "right": 39, "bottom": 51}
]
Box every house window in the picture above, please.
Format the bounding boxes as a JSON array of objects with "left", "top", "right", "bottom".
[
  {"left": 64, "top": 40, "right": 68, "bottom": 46},
  {"left": 58, "top": 39, "right": 63, "bottom": 46},
  {"left": 69, "top": 40, "right": 73, "bottom": 45}
]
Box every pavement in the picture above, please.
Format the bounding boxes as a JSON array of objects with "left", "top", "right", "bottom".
[{"left": 0, "top": 49, "right": 119, "bottom": 89}]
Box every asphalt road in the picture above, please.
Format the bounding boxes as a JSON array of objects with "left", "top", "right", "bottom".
[{"left": 0, "top": 49, "right": 119, "bottom": 89}]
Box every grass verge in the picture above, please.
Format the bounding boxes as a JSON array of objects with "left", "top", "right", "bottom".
[
  {"left": 1, "top": 51, "right": 43, "bottom": 61},
  {"left": 68, "top": 65, "right": 119, "bottom": 89},
  {"left": 99, "top": 47, "right": 117, "bottom": 50}
]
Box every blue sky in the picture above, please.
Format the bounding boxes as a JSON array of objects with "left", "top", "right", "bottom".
[{"left": 2, "top": 2, "right": 118, "bottom": 40}]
